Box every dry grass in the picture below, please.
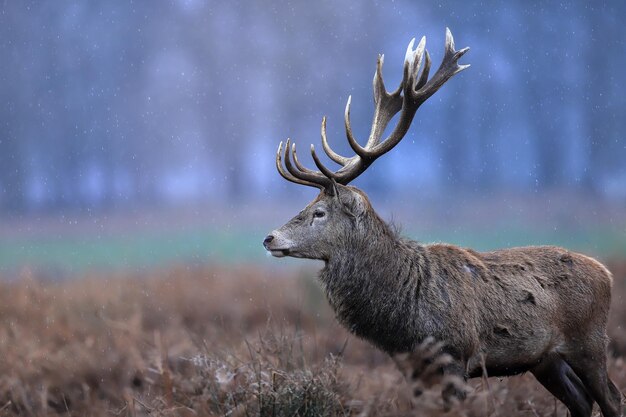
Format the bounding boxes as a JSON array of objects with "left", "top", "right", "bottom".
[{"left": 0, "top": 259, "right": 624, "bottom": 416}]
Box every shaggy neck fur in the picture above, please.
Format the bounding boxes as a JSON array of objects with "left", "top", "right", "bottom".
[{"left": 319, "top": 210, "right": 428, "bottom": 354}]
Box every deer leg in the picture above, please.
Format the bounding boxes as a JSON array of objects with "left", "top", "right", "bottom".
[
  {"left": 394, "top": 354, "right": 467, "bottom": 410},
  {"left": 441, "top": 359, "right": 468, "bottom": 411},
  {"left": 561, "top": 342, "right": 623, "bottom": 417},
  {"left": 392, "top": 339, "right": 468, "bottom": 410},
  {"left": 531, "top": 355, "right": 593, "bottom": 417}
]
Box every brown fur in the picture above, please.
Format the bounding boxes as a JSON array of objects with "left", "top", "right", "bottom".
[{"left": 265, "top": 185, "right": 623, "bottom": 416}]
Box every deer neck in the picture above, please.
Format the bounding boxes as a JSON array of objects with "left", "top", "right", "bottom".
[{"left": 319, "top": 218, "right": 425, "bottom": 353}]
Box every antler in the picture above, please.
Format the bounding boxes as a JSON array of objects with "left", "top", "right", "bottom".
[{"left": 276, "top": 28, "right": 469, "bottom": 190}]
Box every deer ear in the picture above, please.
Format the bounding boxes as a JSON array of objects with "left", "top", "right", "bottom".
[{"left": 338, "top": 189, "right": 367, "bottom": 218}]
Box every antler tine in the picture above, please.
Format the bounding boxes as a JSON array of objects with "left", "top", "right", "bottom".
[
  {"left": 310, "top": 144, "right": 339, "bottom": 180},
  {"left": 291, "top": 142, "right": 320, "bottom": 175},
  {"left": 415, "top": 49, "right": 432, "bottom": 91},
  {"left": 372, "top": 54, "right": 386, "bottom": 105},
  {"left": 284, "top": 139, "right": 329, "bottom": 188},
  {"left": 275, "top": 141, "right": 323, "bottom": 189},
  {"left": 408, "top": 36, "right": 427, "bottom": 92},
  {"left": 365, "top": 51, "right": 404, "bottom": 151},
  {"left": 320, "top": 116, "right": 349, "bottom": 166},
  {"left": 344, "top": 95, "right": 374, "bottom": 158},
  {"left": 387, "top": 38, "right": 415, "bottom": 97}
]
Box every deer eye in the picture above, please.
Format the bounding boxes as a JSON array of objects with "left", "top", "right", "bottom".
[{"left": 313, "top": 210, "right": 326, "bottom": 218}]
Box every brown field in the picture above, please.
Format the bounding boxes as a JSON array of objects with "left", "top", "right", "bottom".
[{"left": 0, "top": 259, "right": 624, "bottom": 416}]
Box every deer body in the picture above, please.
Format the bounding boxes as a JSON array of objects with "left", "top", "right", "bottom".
[
  {"left": 318, "top": 199, "right": 612, "bottom": 376},
  {"left": 264, "top": 30, "right": 622, "bottom": 417}
]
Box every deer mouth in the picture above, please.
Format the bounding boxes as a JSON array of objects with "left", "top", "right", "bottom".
[{"left": 270, "top": 249, "right": 290, "bottom": 257}]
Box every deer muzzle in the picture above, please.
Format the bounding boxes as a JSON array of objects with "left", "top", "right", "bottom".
[{"left": 263, "top": 232, "right": 292, "bottom": 257}]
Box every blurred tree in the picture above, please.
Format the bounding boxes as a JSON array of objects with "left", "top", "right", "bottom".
[{"left": 584, "top": 2, "right": 626, "bottom": 192}]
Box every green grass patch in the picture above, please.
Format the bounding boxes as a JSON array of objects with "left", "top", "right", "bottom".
[
  {"left": 1, "top": 226, "right": 624, "bottom": 274},
  {"left": 0, "top": 227, "right": 269, "bottom": 274}
]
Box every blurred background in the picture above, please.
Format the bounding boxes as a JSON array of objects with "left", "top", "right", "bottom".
[{"left": 1, "top": 0, "right": 625, "bottom": 276}]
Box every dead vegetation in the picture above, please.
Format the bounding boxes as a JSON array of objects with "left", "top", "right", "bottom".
[{"left": 0, "top": 259, "right": 624, "bottom": 416}]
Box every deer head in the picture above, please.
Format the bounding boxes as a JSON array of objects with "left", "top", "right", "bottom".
[{"left": 264, "top": 28, "right": 469, "bottom": 261}]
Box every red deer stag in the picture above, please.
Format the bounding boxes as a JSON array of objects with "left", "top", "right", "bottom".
[{"left": 263, "top": 29, "right": 623, "bottom": 417}]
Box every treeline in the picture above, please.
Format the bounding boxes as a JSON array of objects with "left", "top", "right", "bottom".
[{"left": 0, "top": 0, "right": 624, "bottom": 212}]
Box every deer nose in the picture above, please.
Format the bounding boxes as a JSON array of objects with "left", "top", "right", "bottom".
[{"left": 263, "top": 235, "right": 274, "bottom": 249}]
